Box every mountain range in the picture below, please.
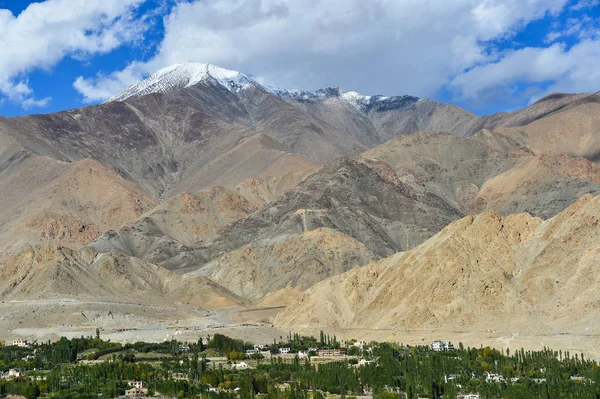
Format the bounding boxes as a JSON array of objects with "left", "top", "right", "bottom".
[{"left": 1, "top": 62, "right": 600, "bottom": 345}]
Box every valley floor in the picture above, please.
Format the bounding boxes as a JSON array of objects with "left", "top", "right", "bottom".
[{"left": 3, "top": 300, "right": 600, "bottom": 360}]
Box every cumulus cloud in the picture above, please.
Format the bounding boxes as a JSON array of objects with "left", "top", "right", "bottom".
[
  {"left": 74, "top": 0, "right": 572, "bottom": 104},
  {"left": 0, "top": 0, "right": 148, "bottom": 108},
  {"left": 449, "top": 39, "right": 600, "bottom": 104},
  {"left": 572, "top": 0, "right": 600, "bottom": 10},
  {"left": 545, "top": 15, "right": 600, "bottom": 43},
  {"left": 22, "top": 97, "right": 52, "bottom": 110},
  {"left": 74, "top": 63, "right": 146, "bottom": 103}
]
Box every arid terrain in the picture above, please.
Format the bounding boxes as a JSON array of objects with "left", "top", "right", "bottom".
[{"left": 2, "top": 63, "right": 600, "bottom": 357}]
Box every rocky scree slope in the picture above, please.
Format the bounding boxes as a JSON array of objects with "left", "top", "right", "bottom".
[{"left": 277, "top": 193, "right": 600, "bottom": 334}]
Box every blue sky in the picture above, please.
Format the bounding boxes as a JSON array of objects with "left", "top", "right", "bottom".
[{"left": 0, "top": 0, "right": 598, "bottom": 117}]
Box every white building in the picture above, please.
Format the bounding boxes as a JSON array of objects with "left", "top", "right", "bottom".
[
  {"left": 457, "top": 394, "right": 480, "bottom": 399},
  {"left": 486, "top": 373, "right": 505, "bottom": 383},
  {"left": 12, "top": 339, "right": 29, "bottom": 348},
  {"left": 125, "top": 387, "right": 148, "bottom": 398},
  {"left": 279, "top": 347, "right": 291, "bottom": 354},
  {"left": 178, "top": 344, "right": 189, "bottom": 352},
  {"left": 358, "top": 359, "right": 375, "bottom": 366},
  {"left": 246, "top": 348, "right": 259, "bottom": 355},
  {"left": 2, "top": 369, "right": 24, "bottom": 380},
  {"left": 128, "top": 381, "right": 143, "bottom": 389},
  {"left": 431, "top": 340, "right": 454, "bottom": 351},
  {"left": 232, "top": 362, "right": 249, "bottom": 369}
]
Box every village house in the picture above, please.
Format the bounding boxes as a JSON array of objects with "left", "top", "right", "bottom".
[
  {"left": 2, "top": 369, "right": 24, "bottom": 380},
  {"left": 279, "top": 347, "right": 291, "bottom": 354},
  {"left": 232, "top": 362, "right": 249, "bottom": 369},
  {"left": 125, "top": 387, "right": 148, "bottom": 398},
  {"left": 431, "top": 340, "right": 454, "bottom": 351},
  {"left": 127, "top": 381, "right": 143, "bottom": 389},
  {"left": 485, "top": 373, "right": 505, "bottom": 383},
  {"left": 12, "top": 339, "right": 29, "bottom": 348},
  {"left": 384, "top": 386, "right": 406, "bottom": 397},
  {"left": 358, "top": 359, "right": 375, "bottom": 366},
  {"left": 297, "top": 350, "right": 309, "bottom": 358},
  {"left": 172, "top": 373, "right": 189, "bottom": 381},
  {"left": 571, "top": 376, "right": 587, "bottom": 381},
  {"left": 457, "top": 394, "right": 480, "bottom": 399},
  {"left": 317, "top": 348, "right": 346, "bottom": 357},
  {"left": 246, "top": 348, "right": 259, "bottom": 355},
  {"left": 178, "top": 344, "right": 189, "bottom": 353}
]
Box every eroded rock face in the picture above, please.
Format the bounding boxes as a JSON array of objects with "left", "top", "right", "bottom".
[
  {"left": 2, "top": 66, "right": 600, "bottom": 318},
  {"left": 276, "top": 194, "right": 600, "bottom": 334},
  {"left": 92, "top": 127, "right": 600, "bottom": 304},
  {"left": 0, "top": 157, "right": 157, "bottom": 255},
  {"left": 359, "top": 130, "right": 600, "bottom": 218},
  {"left": 0, "top": 244, "right": 244, "bottom": 309},
  {"left": 190, "top": 227, "right": 379, "bottom": 302},
  {"left": 88, "top": 186, "right": 260, "bottom": 263},
  {"left": 197, "top": 157, "right": 464, "bottom": 260}
]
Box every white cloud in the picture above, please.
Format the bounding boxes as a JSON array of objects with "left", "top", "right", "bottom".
[
  {"left": 22, "top": 97, "right": 52, "bottom": 110},
  {"left": 449, "top": 39, "right": 600, "bottom": 102},
  {"left": 74, "top": 63, "right": 146, "bottom": 103},
  {"left": 0, "top": 80, "right": 33, "bottom": 102},
  {"left": 0, "top": 0, "right": 148, "bottom": 107},
  {"left": 572, "top": 0, "right": 600, "bottom": 10},
  {"left": 74, "top": 0, "right": 572, "bottom": 103},
  {"left": 545, "top": 15, "right": 600, "bottom": 43}
]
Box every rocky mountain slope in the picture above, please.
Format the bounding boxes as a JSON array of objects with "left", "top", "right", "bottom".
[
  {"left": 88, "top": 186, "right": 261, "bottom": 265},
  {"left": 90, "top": 129, "right": 600, "bottom": 303},
  {"left": 0, "top": 245, "right": 244, "bottom": 309},
  {"left": 451, "top": 92, "right": 594, "bottom": 136},
  {"left": 107, "top": 63, "right": 600, "bottom": 156},
  {"left": 1, "top": 63, "right": 595, "bottom": 206},
  {"left": 276, "top": 193, "right": 600, "bottom": 334},
  {"left": 0, "top": 154, "right": 157, "bottom": 256},
  {"left": 195, "top": 157, "right": 463, "bottom": 259},
  {"left": 360, "top": 130, "right": 600, "bottom": 218},
  {"left": 189, "top": 227, "right": 378, "bottom": 302},
  {"left": 0, "top": 94, "right": 315, "bottom": 199},
  {"left": 2, "top": 61, "right": 600, "bottom": 321},
  {"left": 499, "top": 92, "right": 600, "bottom": 161},
  {"left": 90, "top": 156, "right": 462, "bottom": 302}
]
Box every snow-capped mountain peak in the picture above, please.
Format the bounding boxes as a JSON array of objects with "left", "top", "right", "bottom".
[
  {"left": 108, "top": 62, "right": 257, "bottom": 102},
  {"left": 271, "top": 86, "right": 420, "bottom": 112},
  {"left": 108, "top": 62, "right": 422, "bottom": 113}
]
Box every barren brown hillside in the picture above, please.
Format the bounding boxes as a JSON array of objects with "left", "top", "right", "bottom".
[
  {"left": 360, "top": 130, "right": 600, "bottom": 218},
  {"left": 276, "top": 193, "right": 600, "bottom": 334},
  {"left": 0, "top": 158, "right": 157, "bottom": 255},
  {"left": 0, "top": 245, "right": 244, "bottom": 309},
  {"left": 190, "top": 227, "right": 378, "bottom": 302},
  {"left": 499, "top": 93, "right": 600, "bottom": 161}
]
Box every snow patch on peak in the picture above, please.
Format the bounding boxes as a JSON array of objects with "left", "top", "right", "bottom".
[
  {"left": 108, "top": 62, "right": 256, "bottom": 102},
  {"left": 339, "top": 90, "right": 390, "bottom": 110},
  {"left": 107, "top": 62, "right": 423, "bottom": 114},
  {"left": 272, "top": 86, "right": 416, "bottom": 112}
]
